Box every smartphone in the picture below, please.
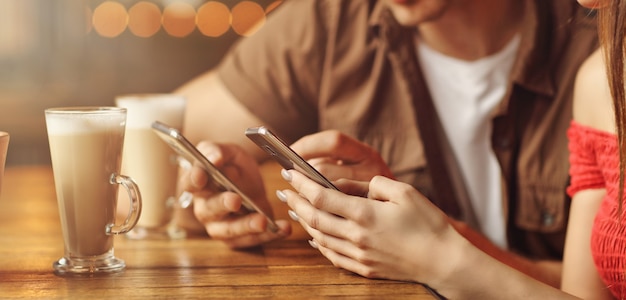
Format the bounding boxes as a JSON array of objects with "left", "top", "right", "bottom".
[
  {"left": 151, "top": 121, "right": 279, "bottom": 233},
  {"left": 245, "top": 126, "right": 338, "bottom": 190}
]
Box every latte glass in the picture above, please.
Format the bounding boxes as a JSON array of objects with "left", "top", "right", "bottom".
[
  {"left": 115, "top": 94, "right": 186, "bottom": 239},
  {"left": 45, "top": 107, "right": 142, "bottom": 275}
]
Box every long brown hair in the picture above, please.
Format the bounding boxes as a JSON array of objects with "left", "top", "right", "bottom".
[{"left": 599, "top": 0, "right": 626, "bottom": 214}]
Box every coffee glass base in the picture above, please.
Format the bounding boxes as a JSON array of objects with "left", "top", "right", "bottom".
[
  {"left": 125, "top": 225, "right": 186, "bottom": 240},
  {"left": 53, "top": 253, "right": 125, "bottom": 275}
]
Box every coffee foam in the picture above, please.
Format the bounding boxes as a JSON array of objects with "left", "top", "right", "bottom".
[
  {"left": 116, "top": 94, "right": 186, "bottom": 129},
  {"left": 45, "top": 112, "right": 126, "bottom": 135}
]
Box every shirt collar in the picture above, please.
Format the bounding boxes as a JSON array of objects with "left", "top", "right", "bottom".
[
  {"left": 510, "top": 1, "right": 596, "bottom": 98},
  {"left": 368, "top": 1, "right": 596, "bottom": 100},
  {"left": 510, "top": 0, "right": 552, "bottom": 97},
  {"left": 368, "top": 1, "right": 414, "bottom": 52},
  {"left": 368, "top": 0, "right": 387, "bottom": 31}
]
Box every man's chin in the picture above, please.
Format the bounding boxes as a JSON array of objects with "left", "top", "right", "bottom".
[
  {"left": 388, "top": 9, "right": 434, "bottom": 27},
  {"left": 385, "top": 1, "right": 448, "bottom": 26},
  {"left": 388, "top": 0, "right": 415, "bottom": 4}
]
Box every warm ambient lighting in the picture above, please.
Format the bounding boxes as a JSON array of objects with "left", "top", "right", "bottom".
[
  {"left": 89, "top": 0, "right": 282, "bottom": 38},
  {"left": 162, "top": 2, "right": 196, "bottom": 38},
  {"left": 92, "top": 1, "right": 128, "bottom": 38},
  {"left": 128, "top": 1, "right": 161, "bottom": 38},
  {"left": 196, "top": 1, "right": 230, "bottom": 38}
]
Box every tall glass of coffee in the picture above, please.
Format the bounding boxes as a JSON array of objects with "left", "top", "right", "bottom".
[
  {"left": 45, "top": 107, "right": 142, "bottom": 275},
  {"left": 115, "top": 94, "right": 186, "bottom": 239}
]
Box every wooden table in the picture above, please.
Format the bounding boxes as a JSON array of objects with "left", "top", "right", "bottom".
[{"left": 0, "top": 165, "right": 439, "bottom": 299}]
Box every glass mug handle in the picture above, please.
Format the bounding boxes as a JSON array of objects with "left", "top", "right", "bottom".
[{"left": 106, "top": 173, "right": 142, "bottom": 235}]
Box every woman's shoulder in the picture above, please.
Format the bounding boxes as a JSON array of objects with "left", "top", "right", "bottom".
[{"left": 572, "top": 48, "right": 615, "bottom": 134}]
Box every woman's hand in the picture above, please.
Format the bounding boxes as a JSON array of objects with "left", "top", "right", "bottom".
[{"left": 279, "top": 169, "right": 458, "bottom": 284}]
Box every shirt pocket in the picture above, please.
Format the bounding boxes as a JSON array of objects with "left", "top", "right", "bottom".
[{"left": 514, "top": 182, "right": 570, "bottom": 233}]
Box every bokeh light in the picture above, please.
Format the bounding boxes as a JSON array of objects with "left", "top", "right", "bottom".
[
  {"left": 196, "top": 1, "right": 230, "bottom": 38},
  {"left": 88, "top": 1, "right": 285, "bottom": 38},
  {"left": 128, "top": 2, "right": 161, "bottom": 38},
  {"left": 92, "top": 1, "right": 128, "bottom": 38},
  {"left": 231, "top": 1, "right": 265, "bottom": 37},
  {"left": 162, "top": 2, "right": 196, "bottom": 38}
]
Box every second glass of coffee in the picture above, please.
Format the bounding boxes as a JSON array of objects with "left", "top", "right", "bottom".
[{"left": 116, "top": 94, "right": 187, "bottom": 239}]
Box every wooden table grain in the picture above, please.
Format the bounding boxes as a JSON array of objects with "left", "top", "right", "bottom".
[{"left": 0, "top": 164, "right": 439, "bottom": 299}]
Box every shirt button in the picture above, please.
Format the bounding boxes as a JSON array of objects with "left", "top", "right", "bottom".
[{"left": 542, "top": 212, "right": 555, "bottom": 227}]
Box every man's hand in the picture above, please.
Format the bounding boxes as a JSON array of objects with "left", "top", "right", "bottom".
[
  {"left": 178, "top": 141, "right": 291, "bottom": 248},
  {"left": 290, "top": 130, "right": 395, "bottom": 181}
]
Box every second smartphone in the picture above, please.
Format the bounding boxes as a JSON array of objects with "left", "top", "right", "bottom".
[{"left": 245, "top": 126, "right": 338, "bottom": 190}]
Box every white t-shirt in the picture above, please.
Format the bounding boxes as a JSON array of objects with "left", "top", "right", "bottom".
[{"left": 416, "top": 34, "right": 521, "bottom": 249}]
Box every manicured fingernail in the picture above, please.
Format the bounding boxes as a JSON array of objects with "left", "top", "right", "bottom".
[
  {"left": 178, "top": 191, "right": 193, "bottom": 208},
  {"left": 178, "top": 157, "right": 192, "bottom": 170},
  {"left": 207, "top": 153, "right": 219, "bottom": 163},
  {"left": 288, "top": 210, "right": 299, "bottom": 221},
  {"left": 276, "top": 190, "right": 287, "bottom": 202},
  {"left": 308, "top": 239, "right": 319, "bottom": 249},
  {"left": 281, "top": 169, "right": 292, "bottom": 182}
]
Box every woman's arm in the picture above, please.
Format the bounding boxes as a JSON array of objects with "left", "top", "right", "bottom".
[
  {"left": 560, "top": 47, "right": 614, "bottom": 299},
  {"left": 280, "top": 171, "right": 577, "bottom": 299},
  {"left": 561, "top": 189, "right": 611, "bottom": 299}
]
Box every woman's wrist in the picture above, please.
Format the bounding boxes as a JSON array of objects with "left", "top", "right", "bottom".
[{"left": 422, "top": 223, "right": 481, "bottom": 298}]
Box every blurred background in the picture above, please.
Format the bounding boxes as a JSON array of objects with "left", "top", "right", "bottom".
[{"left": 0, "top": 0, "right": 281, "bottom": 166}]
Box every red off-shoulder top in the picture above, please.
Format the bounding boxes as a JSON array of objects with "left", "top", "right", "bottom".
[{"left": 567, "top": 121, "right": 626, "bottom": 299}]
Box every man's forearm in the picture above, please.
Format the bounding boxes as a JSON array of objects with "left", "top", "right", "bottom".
[{"left": 449, "top": 219, "right": 562, "bottom": 288}]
